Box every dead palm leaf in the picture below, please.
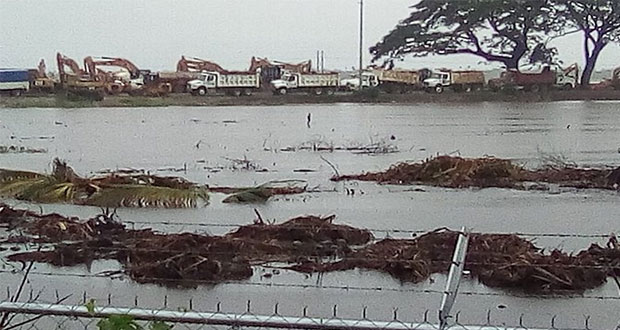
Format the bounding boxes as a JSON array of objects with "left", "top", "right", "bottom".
[
  {"left": 85, "top": 185, "right": 209, "bottom": 208},
  {"left": 0, "top": 169, "right": 46, "bottom": 183},
  {"left": 0, "top": 177, "right": 50, "bottom": 198}
]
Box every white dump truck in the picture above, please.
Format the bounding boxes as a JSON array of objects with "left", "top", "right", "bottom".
[
  {"left": 271, "top": 72, "right": 339, "bottom": 95},
  {"left": 340, "top": 71, "right": 380, "bottom": 90},
  {"left": 423, "top": 70, "right": 485, "bottom": 93},
  {"left": 188, "top": 71, "right": 261, "bottom": 96}
]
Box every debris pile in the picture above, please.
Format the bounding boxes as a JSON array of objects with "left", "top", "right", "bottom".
[
  {"left": 332, "top": 155, "right": 618, "bottom": 190},
  {"left": 1, "top": 205, "right": 371, "bottom": 287},
  {"left": 2, "top": 204, "right": 619, "bottom": 293},
  {"left": 299, "top": 229, "right": 611, "bottom": 292}
]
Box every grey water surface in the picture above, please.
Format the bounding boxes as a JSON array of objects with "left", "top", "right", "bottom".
[{"left": 1, "top": 101, "right": 620, "bottom": 328}]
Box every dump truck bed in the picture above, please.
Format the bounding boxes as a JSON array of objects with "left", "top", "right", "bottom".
[
  {"left": 297, "top": 73, "right": 339, "bottom": 87},
  {"left": 451, "top": 71, "right": 485, "bottom": 85},
  {"left": 373, "top": 69, "right": 420, "bottom": 85},
  {"left": 216, "top": 72, "right": 260, "bottom": 88}
]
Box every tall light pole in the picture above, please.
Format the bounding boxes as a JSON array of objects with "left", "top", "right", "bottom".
[{"left": 358, "top": 0, "right": 364, "bottom": 90}]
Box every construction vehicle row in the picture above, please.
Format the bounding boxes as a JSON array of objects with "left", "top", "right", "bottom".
[{"left": 2, "top": 53, "right": 612, "bottom": 100}]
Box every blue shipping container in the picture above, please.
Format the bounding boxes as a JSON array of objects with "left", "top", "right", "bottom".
[{"left": 0, "top": 69, "right": 29, "bottom": 83}]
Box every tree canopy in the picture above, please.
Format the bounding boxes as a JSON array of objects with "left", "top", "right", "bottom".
[
  {"left": 558, "top": 0, "right": 620, "bottom": 85},
  {"left": 370, "top": 0, "right": 560, "bottom": 69}
]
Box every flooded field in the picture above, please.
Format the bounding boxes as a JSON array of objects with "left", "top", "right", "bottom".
[{"left": 2, "top": 101, "right": 620, "bottom": 328}]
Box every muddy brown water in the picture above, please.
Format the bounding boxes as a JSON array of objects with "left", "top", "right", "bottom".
[{"left": 1, "top": 102, "right": 620, "bottom": 328}]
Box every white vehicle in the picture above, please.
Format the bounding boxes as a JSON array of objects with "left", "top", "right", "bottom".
[
  {"left": 554, "top": 64, "right": 579, "bottom": 89},
  {"left": 423, "top": 70, "right": 485, "bottom": 93},
  {"left": 188, "top": 71, "right": 261, "bottom": 96},
  {"left": 0, "top": 69, "right": 30, "bottom": 96},
  {"left": 340, "top": 72, "right": 379, "bottom": 90},
  {"left": 271, "top": 72, "right": 339, "bottom": 95},
  {"left": 516, "top": 63, "right": 579, "bottom": 90}
]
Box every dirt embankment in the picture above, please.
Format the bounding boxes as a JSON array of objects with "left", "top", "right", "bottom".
[
  {"left": 2, "top": 204, "right": 620, "bottom": 293},
  {"left": 4, "top": 89, "right": 620, "bottom": 108},
  {"left": 332, "top": 155, "right": 620, "bottom": 190}
]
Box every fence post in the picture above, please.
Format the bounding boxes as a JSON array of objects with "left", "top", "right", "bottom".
[{"left": 439, "top": 227, "right": 470, "bottom": 330}]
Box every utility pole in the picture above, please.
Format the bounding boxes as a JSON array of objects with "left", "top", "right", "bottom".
[{"left": 358, "top": 0, "right": 364, "bottom": 90}]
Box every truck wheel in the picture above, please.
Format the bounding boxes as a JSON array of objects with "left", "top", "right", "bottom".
[
  {"left": 243, "top": 89, "right": 252, "bottom": 96},
  {"left": 10, "top": 90, "right": 23, "bottom": 97},
  {"left": 233, "top": 89, "right": 242, "bottom": 97},
  {"left": 563, "top": 83, "right": 573, "bottom": 90},
  {"left": 277, "top": 88, "right": 287, "bottom": 95},
  {"left": 326, "top": 88, "right": 335, "bottom": 96},
  {"left": 531, "top": 84, "right": 541, "bottom": 93},
  {"left": 435, "top": 85, "right": 444, "bottom": 94},
  {"left": 314, "top": 88, "right": 323, "bottom": 96},
  {"left": 197, "top": 87, "right": 207, "bottom": 96},
  {"left": 465, "top": 85, "right": 472, "bottom": 93}
]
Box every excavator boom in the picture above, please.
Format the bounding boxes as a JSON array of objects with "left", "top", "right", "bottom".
[
  {"left": 84, "top": 56, "right": 141, "bottom": 79},
  {"left": 56, "top": 52, "right": 84, "bottom": 78},
  {"left": 176, "top": 56, "right": 229, "bottom": 73},
  {"left": 249, "top": 57, "right": 312, "bottom": 73}
]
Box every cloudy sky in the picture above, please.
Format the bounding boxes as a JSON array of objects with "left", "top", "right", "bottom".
[{"left": 1, "top": 0, "right": 619, "bottom": 72}]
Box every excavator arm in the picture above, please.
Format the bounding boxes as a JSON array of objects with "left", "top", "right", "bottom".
[
  {"left": 274, "top": 59, "right": 312, "bottom": 73},
  {"left": 56, "top": 52, "right": 84, "bottom": 78},
  {"left": 177, "top": 56, "right": 229, "bottom": 73},
  {"left": 249, "top": 57, "right": 313, "bottom": 74},
  {"left": 84, "top": 56, "right": 141, "bottom": 79}
]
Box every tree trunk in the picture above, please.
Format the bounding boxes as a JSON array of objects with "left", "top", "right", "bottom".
[
  {"left": 504, "top": 42, "right": 527, "bottom": 70},
  {"left": 504, "top": 58, "right": 519, "bottom": 70},
  {"left": 581, "top": 42, "right": 606, "bottom": 86}
]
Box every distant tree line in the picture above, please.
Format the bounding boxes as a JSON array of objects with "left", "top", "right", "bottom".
[{"left": 371, "top": 0, "right": 620, "bottom": 86}]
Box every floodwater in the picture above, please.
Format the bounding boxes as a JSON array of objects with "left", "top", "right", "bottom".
[{"left": 1, "top": 102, "right": 620, "bottom": 329}]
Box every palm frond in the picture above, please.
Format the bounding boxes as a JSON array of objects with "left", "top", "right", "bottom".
[
  {"left": 13, "top": 180, "right": 81, "bottom": 203},
  {"left": 85, "top": 185, "right": 209, "bottom": 208},
  {"left": 0, "top": 169, "right": 47, "bottom": 183},
  {"left": 0, "top": 177, "right": 50, "bottom": 198}
]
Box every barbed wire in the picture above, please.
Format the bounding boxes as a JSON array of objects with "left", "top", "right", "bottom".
[
  {"left": 2, "top": 269, "right": 620, "bottom": 301},
  {"left": 119, "top": 220, "right": 618, "bottom": 239},
  {"left": 5, "top": 243, "right": 620, "bottom": 269}
]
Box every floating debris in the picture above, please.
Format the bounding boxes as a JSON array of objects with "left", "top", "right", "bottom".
[
  {"left": 2, "top": 204, "right": 619, "bottom": 293},
  {"left": 332, "top": 155, "right": 618, "bottom": 190},
  {"left": 0, "top": 145, "right": 47, "bottom": 154},
  {"left": 214, "top": 180, "right": 307, "bottom": 204}
]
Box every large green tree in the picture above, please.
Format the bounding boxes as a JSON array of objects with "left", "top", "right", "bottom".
[
  {"left": 558, "top": 0, "right": 620, "bottom": 86},
  {"left": 370, "top": 0, "right": 559, "bottom": 69}
]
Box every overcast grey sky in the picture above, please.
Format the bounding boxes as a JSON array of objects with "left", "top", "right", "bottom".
[{"left": 1, "top": 0, "right": 619, "bottom": 72}]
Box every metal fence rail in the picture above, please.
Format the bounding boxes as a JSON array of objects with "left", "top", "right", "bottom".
[{"left": 0, "top": 301, "right": 571, "bottom": 330}]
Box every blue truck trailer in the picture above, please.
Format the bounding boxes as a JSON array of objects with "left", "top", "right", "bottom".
[{"left": 0, "top": 69, "right": 30, "bottom": 96}]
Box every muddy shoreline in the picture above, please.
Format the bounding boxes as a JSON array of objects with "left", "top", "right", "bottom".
[{"left": 3, "top": 89, "right": 620, "bottom": 108}]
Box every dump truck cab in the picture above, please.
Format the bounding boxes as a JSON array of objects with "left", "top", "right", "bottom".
[
  {"left": 187, "top": 72, "right": 218, "bottom": 94},
  {"left": 271, "top": 73, "right": 298, "bottom": 90},
  {"left": 340, "top": 72, "right": 379, "bottom": 90},
  {"left": 423, "top": 71, "right": 451, "bottom": 90}
]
